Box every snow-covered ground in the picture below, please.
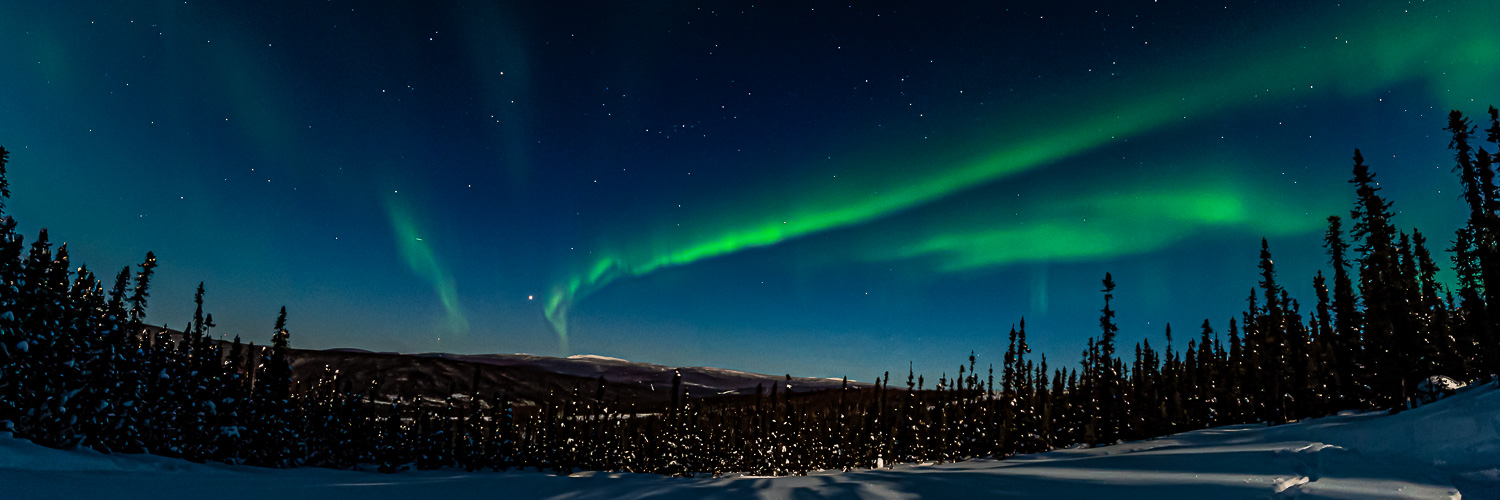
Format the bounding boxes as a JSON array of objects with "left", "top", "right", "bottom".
[{"left": 5, "top": 383, "right": 1499, "bottom": 499}]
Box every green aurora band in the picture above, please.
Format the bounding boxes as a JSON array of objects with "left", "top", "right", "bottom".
[
  {"left": 545, "top": 0, "right": 1500, "bottom": 349},
  {"left": 859, "top": 168, "right": 1330, "bottom": 271},
  {"left": 386, "top": 195, "right": 469, "bottom": 334}
]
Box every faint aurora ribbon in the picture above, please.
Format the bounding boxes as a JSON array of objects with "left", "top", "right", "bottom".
[{"left": 386, "top": 194, "right": 469, "bottom": 335}]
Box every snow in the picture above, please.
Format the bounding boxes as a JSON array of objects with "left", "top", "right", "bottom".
[
  {"left": 5, "top": 383, "right": 1500, "bottom": 499},
  {"left": 1419, "top": 376, "right": 1465, "bottom": 403},
  {"left": 566, "top": 354, "right": 631, "bottom": 363}
]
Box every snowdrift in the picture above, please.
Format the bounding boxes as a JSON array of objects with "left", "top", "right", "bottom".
[{"left": 4, "top": 382, "right": 1498, "bottom": 499}]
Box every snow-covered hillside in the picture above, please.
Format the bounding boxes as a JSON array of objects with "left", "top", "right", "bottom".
[
  {"left": 292, "top": 347, "right": 863, "bottom": 408},
  {"left": 424, "top": 351, "right": 865, "bottom": 395},
  {"left": 5, "top": 382, "right": 1498, "bottom": 499}
]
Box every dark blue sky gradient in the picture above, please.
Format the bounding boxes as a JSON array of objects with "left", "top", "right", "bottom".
[{"left": 0, "top": 0, "right": 1491, "bottom": 380}]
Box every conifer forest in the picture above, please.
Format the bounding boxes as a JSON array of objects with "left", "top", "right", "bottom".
[{"left": 2, "top": 109, "right": 1499, "bottom": 477}]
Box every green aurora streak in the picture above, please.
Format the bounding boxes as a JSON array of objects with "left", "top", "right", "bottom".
[
  {"left": 386, "top": 196, "right": 469, "bottom": 335},
  {"left": 860, "top": 168, "right": 1328, "bottom": 271},
  {"left": 545, "top": 1, "right": 1500, "bottom": 349}
]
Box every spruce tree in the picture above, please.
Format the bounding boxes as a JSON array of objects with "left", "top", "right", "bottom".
[
  {"left": 27, "top": 252, "right": 92, "bottom": 448},
  {"left": 251, "top": 307, "right": 298, "bottom": 467},
  {"left": 60, "top": 266, "right": 106, "bottom": 449},
  {"left": 1196, "top": 319, "right": 1218, "bottom": 426},
  {"left": 1323, "top": 216, "right": 1362, "bottom": 404},
  {"left": 1453, "top": 226, "right": 1492, "bottom": 376},
  {"left": 0, "top": 145, "right": 9, "bottom": 210},
  {"left": 15, "top": 229, "right": 63, "bottom": 442},
  {"left": 1349, "top": 149, "right": 1400, "bottom": 404},
  {"left": 0, "top": 143, "right": 13, "bottom": 423},
  {"left": 1254, "top": 239, "right": 1290, "bottom": 424},
  {"left": 1447, "top": 111, "right": 1499, "bottom": 377},
  {"left": 126, "top": 252, "right": 156, "bottom": 328},
  {"left": 1311, "top": 271, "right": 1341, "bottom": 411},
  {"left": 1225, "top": 318, "right": 1244, "bottom": 423},
  {"left": 0, "top": 216, "right": 22, "bottom": 430},
  {"left": 97, "top": 266, "right": 146, "bottom": 453},
  {"left": 1160, "top": 325, "right": 1180, "bottom": 432},
  {"left": 1446, "top": 111, "right": 1484, "bottom": 221},
  {"left": 0, "top": 146, "right": 15, "bottom": 431},
  {"left": 179, "top": 282, "right": 223, "bottom": 462},
  {"left": 1096, "top": 273, "right": 1120, "bottom": 444},
  {"left": 216, "top": 335, "right": 250, "bottom": 464}
]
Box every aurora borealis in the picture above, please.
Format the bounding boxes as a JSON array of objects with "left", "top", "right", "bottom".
[{"left": 1, "top": 0, "right": 1495, "bottom": 378}]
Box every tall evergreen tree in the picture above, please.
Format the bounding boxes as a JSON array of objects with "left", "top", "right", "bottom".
[
  {"left": 29, "top": 249, "right": 92, "bottom": 448},
  {"left": 14, "top": 229, "right": 61, "bottom": 441},
  {"left": 126, "top": 252, "right": 157, "bottom": 328},
  {"left": 1096, "top": 273, "right": 1120, "bottom": 444},
  {"left": 1402, "top": 232, "right": 1447, "bottom": 378},
  {"left": 0, "top": 210, "right": 21, "bottom": 427},
  {"left": 1195, "top": 319, "right": 1218, "bottom": 426},
  {"left": 1253, "top": 239, "right": 1291, "bottom": 423},
  {"left": 1447, "top": 111, "right": 1484, "bottom": 221},
  {"left": 179, "top": 282, "right": 223, "bottom": 462},
  {"left": 251, "top": 307, "right": 298, "bottom": 467},
  {"left": 1449, "top": 110, "right": 1500, "bottom": 376},
  {"left": 1348, "top": 149, "right": 1400, "bottom": 404},
  {"left": 1224, "top": 318, "right": 1244, "bottom": 422},
  {"left": 0, "top": 145, "right": 9, "bottom": 210},
  {"left": 1323, "top": 216, "right": 1361, "bottom": 404},
  {"left": 1310, "top": 270, "right": 1341, "bottom": 411}
]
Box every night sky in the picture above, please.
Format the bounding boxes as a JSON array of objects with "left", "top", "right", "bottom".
[{"left": 2, "top": 0, "right": 1496, "bottom": 380}]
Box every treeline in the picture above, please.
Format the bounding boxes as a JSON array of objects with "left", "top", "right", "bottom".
[{"left": 1, "top": 108, "right": 1499, "bottom": 475}]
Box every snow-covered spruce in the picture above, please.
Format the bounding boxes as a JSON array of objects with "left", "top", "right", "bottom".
[{"left": 3, "top": 380, "right": 1496, "bottom": 499}]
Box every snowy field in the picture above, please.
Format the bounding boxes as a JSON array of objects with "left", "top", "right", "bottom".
[{"left": 5, "top": 383, "right": 1499, "bottom": 499}]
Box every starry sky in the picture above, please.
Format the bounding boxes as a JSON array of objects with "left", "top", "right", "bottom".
[{"left": 2, "top": 0, "right": 1497, "bottom": 380}]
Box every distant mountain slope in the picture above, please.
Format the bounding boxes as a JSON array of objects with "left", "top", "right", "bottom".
[
  {"left": 134, "top": 325, "right": 861, "bottom": 408},
  {"left": 287, "top": 346, "right": 865, "bottom": 408},
  {"left": 418, "top": 351, "right": 860, "bottom": 395}
]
